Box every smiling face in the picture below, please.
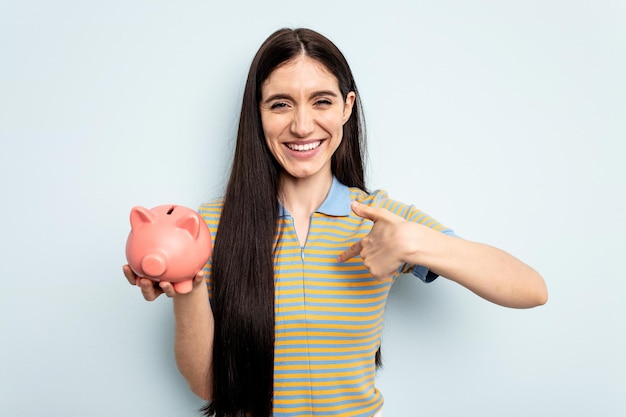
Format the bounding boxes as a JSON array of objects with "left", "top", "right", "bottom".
[{"left": 259, "top": 55, "right": 355, "bottom": 183}]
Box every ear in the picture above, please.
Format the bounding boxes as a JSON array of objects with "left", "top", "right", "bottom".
[
  {"left": 342, "top": 91, "right": 356, "bottom": 124},
  {"left": 130, "top": 206, "right": 155, "bottom": 230},
  {"left": 176, "top": 212, "right": 201, "bottom": 239}
]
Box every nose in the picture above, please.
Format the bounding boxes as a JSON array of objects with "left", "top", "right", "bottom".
[{"left": 290, "top": 107, "right": 315, "bottom": 138}]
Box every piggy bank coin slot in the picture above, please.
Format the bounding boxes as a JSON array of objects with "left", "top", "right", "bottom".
[{"left": 166, "top": 206, "right": 176, "bottom": 215}]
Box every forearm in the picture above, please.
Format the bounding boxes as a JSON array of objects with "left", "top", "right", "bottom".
[
  {"left": 406, "top": 224, "right": 548, "bottom": 308},
  {"left": 173, "top": 282, "right": 214, "bottom": 400}
]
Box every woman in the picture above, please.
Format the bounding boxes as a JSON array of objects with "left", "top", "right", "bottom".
[{"left": 124, "top": 28, "right": 547, "bottom": 417}]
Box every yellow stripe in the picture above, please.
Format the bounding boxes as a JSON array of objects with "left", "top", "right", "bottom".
[
  {"left": 276, "top": 304, "right": 383, "bottom": 314},
  {"left": 276, "top": 328, "right": 381, "bottom": 340},
  {"left": 274, "top": 357, "right": 375, "bottom": 372}
]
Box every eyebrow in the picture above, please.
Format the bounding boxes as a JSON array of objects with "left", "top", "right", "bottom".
[{"left": 262, "top": 90, "right": 340, "bottom": 105}]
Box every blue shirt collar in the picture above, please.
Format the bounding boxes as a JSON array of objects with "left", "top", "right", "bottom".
[{"left": 278, "top": 176, "right": 352, "bottom": 218}]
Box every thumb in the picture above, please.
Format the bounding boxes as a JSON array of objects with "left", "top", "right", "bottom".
[{"left": 351, "top": 201, "right": 385, "bottom": 222}]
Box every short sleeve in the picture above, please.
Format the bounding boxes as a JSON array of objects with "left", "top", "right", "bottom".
[
  {"left": 406, "top": 229, "right": 459, "bottom": 282},
  {"left": 198, "top": 199, "right": 223, "bottom": 301}
]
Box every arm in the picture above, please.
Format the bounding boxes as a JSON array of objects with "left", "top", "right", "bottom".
[
  {"left": 171, "top": 275, "right": 214, "bottom": 400},
  {"left": 404, "top": 225, "right": 547, "bottom": 308},
  {"left": 338, "top": 202, "right": 547, "bottom": 309},
  {"left": 123, "top": 266, "right": 214, "bottom": 399}
]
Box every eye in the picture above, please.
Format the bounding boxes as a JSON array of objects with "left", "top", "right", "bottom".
[
  {"left": 270, "top": 102, "right": 289, "bottom": 110},
  {"left": 314, "top": 99, "right": 332, "bottom": 106}
]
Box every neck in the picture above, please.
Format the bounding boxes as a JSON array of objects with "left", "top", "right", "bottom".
[{"left": 279, "top": 171, "right": 333, "bottom": 219}]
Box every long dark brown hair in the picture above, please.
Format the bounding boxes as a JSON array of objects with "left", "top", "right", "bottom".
[{"left": 204, "top": 28, "right": 367, "bottom": 417}]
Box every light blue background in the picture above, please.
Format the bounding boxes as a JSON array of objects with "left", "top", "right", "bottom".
[{"left": 1, "top": 1, "right": 624, "bottom": 416}]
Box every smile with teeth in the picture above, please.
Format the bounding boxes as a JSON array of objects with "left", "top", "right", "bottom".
[{"left": 286, "top": 141, "right": 322, "bottom": 152}]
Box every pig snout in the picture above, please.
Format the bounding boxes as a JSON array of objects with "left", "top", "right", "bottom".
[{"left": 141, "top": 252, "right": 167, "bottom": 278}]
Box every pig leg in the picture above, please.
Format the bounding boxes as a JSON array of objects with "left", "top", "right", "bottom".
[{"left": 173, "top": 279, "right": 193, "bottom": 294}]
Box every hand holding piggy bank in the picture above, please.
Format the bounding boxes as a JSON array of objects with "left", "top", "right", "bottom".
[{"left": 125, "top": 205, "right": 212, "bottom": 294}]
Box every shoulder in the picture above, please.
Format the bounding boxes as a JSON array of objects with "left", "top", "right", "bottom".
[
  {"left": 350, "top": 188, "right": 413, "bottom": 217},
  {"left": 350, "top": 187, "right": 452, "bottom": 234},
  {"left": 198, "top": 198, "right": 223, "bottom": 237}
]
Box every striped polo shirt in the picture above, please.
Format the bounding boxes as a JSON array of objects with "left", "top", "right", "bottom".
[{"left": 199, "top": 177, "right": 454, "bottom": 417}]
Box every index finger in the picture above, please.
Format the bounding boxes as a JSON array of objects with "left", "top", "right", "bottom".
[
  {"left": 138, "top": 277, "right": 164, "bottom": 301},
  {"left": 337, "top": 240, "right": 363, "bottom": 263}
]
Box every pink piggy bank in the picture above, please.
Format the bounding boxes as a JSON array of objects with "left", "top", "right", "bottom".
[{"left": 125, "top": 204, "right": 211, "bottom": 294}]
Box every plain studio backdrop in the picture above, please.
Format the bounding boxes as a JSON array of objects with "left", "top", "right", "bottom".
[{"left": 1, "top": 1, "right": 624, "bottom": 416}]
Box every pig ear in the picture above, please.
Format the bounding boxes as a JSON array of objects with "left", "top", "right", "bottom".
[
  {"left": 176, "top": 213, "right": 201, "bottom": 239},
  {"left": 130, "top": 206, "right": 155, "bottom": 230}
]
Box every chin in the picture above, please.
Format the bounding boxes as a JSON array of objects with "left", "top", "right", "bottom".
[{"left": 281, "top": 167, "right": 323, "bottom": 180}]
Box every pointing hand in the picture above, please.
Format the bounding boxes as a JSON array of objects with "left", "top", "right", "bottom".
[{"left": 338, "top": 201, "right": 413, "bottom": 281}]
